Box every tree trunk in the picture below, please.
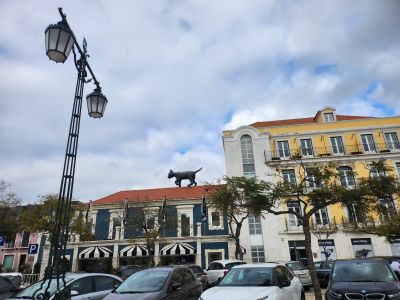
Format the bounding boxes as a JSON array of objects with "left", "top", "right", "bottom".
[
  {"left": 234, "top": 223, "right": 243, "bottom": 260},
  {"left": 303, "top": 218, "right": 323, "bottom": 300}
]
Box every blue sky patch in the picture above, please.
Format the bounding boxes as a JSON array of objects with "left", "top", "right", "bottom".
[{"left": 314, "top": 64, "right": 336, "bottom": 75}]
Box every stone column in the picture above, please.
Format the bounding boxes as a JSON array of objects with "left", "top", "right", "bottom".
[
  {"left": 71, "top": 244, "right": 79, "bottom": 272},
  {"left": 154, "top": 241, "right": 160, "bottom": 265},
  {"left": 197, "top": 222, "right": 202, "bottom": 237},
  {"left": 91, "top": 210, "right": 98, "bottom": 235},
  {"left": 196, "top": 239, "right": 202, "bottom": 267},
  {"left": 112, "top": 242, "right": 119, "bottom": 269}
]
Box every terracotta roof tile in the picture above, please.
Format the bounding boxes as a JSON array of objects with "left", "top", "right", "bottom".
[
  {"left": 250, "top": 115, "right": 371, "bottom": 128},
  {"left": 92, "top": 185, "right": 218, "bottom": 205}
]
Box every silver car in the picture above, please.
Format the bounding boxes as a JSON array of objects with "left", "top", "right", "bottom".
[
  {"left": 8, "top": 273, "right": 122, "bottom": 300},
  {"left": 278, "top": 261, "right": 312, "bottom": 290}
]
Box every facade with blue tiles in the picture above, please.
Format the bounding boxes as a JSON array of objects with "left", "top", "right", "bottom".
[{"left": 39, "top": 185, "right": 232, "bottom": 275}]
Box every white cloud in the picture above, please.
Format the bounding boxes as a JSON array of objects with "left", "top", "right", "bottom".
[{"left": 0, "top": 0, "right": 399, "bottom": 203}]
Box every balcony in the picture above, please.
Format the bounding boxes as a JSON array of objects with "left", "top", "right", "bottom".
[{"left": 265, "top": 143, "right": 399, "bottom": 163}]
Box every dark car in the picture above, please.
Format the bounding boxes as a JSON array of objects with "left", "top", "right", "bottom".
[
  {"left": 104, "top": 266, "right": 203, "bottom": 300},
  {"left": 185, "top": 265, "right": 208, "bottom": 288},
  {"left": 326, "top": 258, "right": 400, "bottom": 300},
  {"left": 370, "top": 256, "right": 400, "bottom": 279},
  {"left": 116, "top": 265, "right": 144, "bottom": 280},
  {"left": 313, "top": 261, "right": 334, "bottom": 287},
  {"left": 0, "top": 276, "right": 21, "bottom": 300}
]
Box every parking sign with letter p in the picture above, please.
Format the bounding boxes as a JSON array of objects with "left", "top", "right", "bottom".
[{"left": 28, "top": 243, "right": 39, "bottom": 255}]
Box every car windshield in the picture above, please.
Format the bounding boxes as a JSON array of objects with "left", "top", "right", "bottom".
[
  {"left": 286, "top": 262, "right": 307, "bottom": 271},
  {"left": 219, "top": 267, "right": 274, "bottom": 287},
  {"left": 115, "top": 270, "right": 170, "bottom": 293},
  {"left": 121, "top": 267, "right": 142, "bottom": 277},
  {"left": 225, "top": 262, "right": 246, "bottom": 270},
  {"left": 13, "top": 278, "right": 73, "bottom": 299},
  {"left": 332, "top": 261, "right": 396, "bottom": 282}
]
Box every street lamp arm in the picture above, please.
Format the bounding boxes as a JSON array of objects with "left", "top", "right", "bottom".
[{"left": 57, "top": 7, "right": 101, "bottom": 90}]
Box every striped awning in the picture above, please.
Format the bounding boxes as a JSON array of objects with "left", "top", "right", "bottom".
[
  {"left": 119, "top": 244, "right": 153, "bottom": 257},
  {"left": 79, "top": 246, "right": 113, "bottom": 259},
  {"left": 160, "top": 242, "right": 196, "bottom": 256}
]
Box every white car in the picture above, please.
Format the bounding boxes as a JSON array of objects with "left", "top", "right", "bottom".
[
  {"left": 204, "top": 260, "right": 246, "bottom": 286},
  {"left": 200, "top": 263, "right": 305, "bottom": 300}
]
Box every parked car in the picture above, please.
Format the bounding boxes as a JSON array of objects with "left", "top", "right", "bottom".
[
  {"left": 370, "top": 256, "right": 400, "bottom": 279},
  {"left": 0, "top": 273, "right": 23, "bottom": 288},
  {"left": 0, "top": 276, "right": 21, "bottom": 300},
  {"left": 185, "top": 264, "right": 208, "bottom": 289},
  {"left": 313, "top": 261, "right": 334, "bottom": 287},
  {"left": 326, "top": 258, "right": 400, "bottom": 300},
  {"left": 104, "top": 266, "right": 202, "bottom": 300},
  {"left": 277, "top": 261, "right": 312, "bottom": 290},
  {"left": 204, "top": 260, "right": 246, "bottom": 286},
  {"left": 200, "top": 263, "right": 305, "bottom": 300},
  {"left": 116, "top": 265, "right": 144, "bottom": 280},
  {"left": 8, "top": 273, "right": 122, "bottom": 300}
]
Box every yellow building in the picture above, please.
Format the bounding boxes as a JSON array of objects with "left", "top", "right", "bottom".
[{"left": 222, "top": 107, "right": 400, "bottom": 264}]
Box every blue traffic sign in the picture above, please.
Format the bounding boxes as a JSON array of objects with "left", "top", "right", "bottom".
[
  {"left": 0, "top": 236, "right": 5, "bottom": 247},
  {"left": 28, "top": 243, "right": 39, "bottom": 255}
]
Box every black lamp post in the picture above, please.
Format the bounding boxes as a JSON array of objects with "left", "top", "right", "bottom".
[{"left": 36, "top": 8, "right": 107, "bottom": 300}]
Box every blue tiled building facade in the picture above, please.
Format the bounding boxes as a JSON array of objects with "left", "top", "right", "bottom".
[{"left": 40, "top": 185, "right": 231, "bottom": 274}]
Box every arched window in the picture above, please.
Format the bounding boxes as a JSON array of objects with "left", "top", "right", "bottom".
[
  {"left": 240, "top": 135, "right": 255, "bottom": 177},
  {"left": 338, "top": 166, "right": 355, "bottom": 187}
]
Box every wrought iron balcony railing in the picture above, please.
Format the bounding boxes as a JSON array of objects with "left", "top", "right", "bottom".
[{"left": 265, "top": 143, "right": 400, "bottom": 162}]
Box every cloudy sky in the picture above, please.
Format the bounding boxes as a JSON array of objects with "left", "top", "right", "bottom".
[{"left": 1, "top": 0, "right": 399, "bottom": 203}]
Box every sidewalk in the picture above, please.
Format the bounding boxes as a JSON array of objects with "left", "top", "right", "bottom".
[{"left": 305, "top": 288, "right": 326, "bottom": 300}]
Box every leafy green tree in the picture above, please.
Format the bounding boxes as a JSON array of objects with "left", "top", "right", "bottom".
[
  {"left": 126, "top": 201, "right": 176, "bottom": 267},
  {"left": 251, "top": 158, "right": 400, "bottom": 300},
  {"left": 353, "top": 159, "right": 400, "bottom": 241},
  {"left": 208, "top": 176, "right": 270, "bottom": 260},
  {"left": 0, "top": 180, "right": 21, "bottom": 242},
  {"left": 19, "top": 194, "right": 93, "bottom": 242}
]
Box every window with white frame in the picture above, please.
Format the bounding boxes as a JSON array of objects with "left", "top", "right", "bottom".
[
  {"left": 277, "top": 140, "right": 291, "bottom": 158},
  {"left": 287, "top": 201, "right": 302, "bottom": 228},
  {"left": 370, "top": 165, "right": 386, "bottom": 178},
  {"left": 314, "top": 208, "right": 329, "bottom": 225},
  {"left": 378, "top": 198, "right": 396, "bottom": 222},
  {"left": 300, "top": 138, "right": 314, "bottom": 156},
  {"left": 361, "top": 134, "right": 377, "bottom": 153},
  {"left": 177, "top": 206, "right": 193, "bottom": 237},
  {"left": 248, "top": 214, "right": 262, "bottom": 235},
  {"left": 347, "top": 203, "right": 365, "bottom": 223},
  {"left": 396, "top": 162, "right": 400, "bottom": 177},
  {"left": 338, "top": 166, "right": 355, "bottom": 187},
  {"left": 240, "top": 135, "right": 255, "bottom": 177},
  {"left": 306, "top": 168, "right": 320, "bottom": 189},
  {"left": 385, "top": 132, "right": 400, "bottom": 151},
  {"left": 330, "top": 136, "right": 345, "bottom": 155},
  {"left": 282, "top": 169, "right": 296, "bottom": 186},
  {"left": 208, "top": 208, "right": 224, "bottom": 230},
  {"left": 251, "top": 246, "right": 266, "bottom": 263},
  {"left": 324, "top": 112, "right": 335, "bottom": 122}
]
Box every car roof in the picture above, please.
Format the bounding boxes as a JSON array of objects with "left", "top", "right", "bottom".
[
  {"left": 231, "top": 263, "right": 280, "bottom": 269},
  {"left": 209, "top": 260, "right": 245, "bottom": 265},
  {"left": 334, "top": 258, "right": 387, "bottom": 263},
  {"left": 64, "top": 273, "right": 122, "bottom": 280}
]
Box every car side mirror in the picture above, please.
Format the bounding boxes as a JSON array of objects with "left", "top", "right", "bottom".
[
  {"left": 279, "top": 279, "right": 291, "bottom": 288},
  {"left": 70, "top": 290, "right": 79, "bottom": 296}
]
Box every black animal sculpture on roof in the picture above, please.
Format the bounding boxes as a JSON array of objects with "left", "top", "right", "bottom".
[{"left": 168, "top": 167, "right": 202, "bottom": 187}]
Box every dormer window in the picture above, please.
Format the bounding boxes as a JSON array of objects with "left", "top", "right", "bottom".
[{"left": 323, "top": 112, "right": 335, "bottom": 122}]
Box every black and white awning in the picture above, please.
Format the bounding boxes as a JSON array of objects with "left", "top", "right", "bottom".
[
  {"left": 160, "top": 242, "right": 196, "bottom": 256},
  {"left": 79, "top": 246, "right": 113, "bottom": 259},
  {"left": 119, "top": 244, "right": 153, "bottom": 257}
]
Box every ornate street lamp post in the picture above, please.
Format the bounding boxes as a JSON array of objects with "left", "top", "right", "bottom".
[{"left": 36, "top": 8, "right": 107, "bottom": 299}]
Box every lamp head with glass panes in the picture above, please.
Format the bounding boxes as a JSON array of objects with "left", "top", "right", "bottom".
[
  {"left": 45, "top": 20, "right": 74, "bottom": 63},
  {"left": 86, "top": 88, "right": 108, "bottom": 118}
]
